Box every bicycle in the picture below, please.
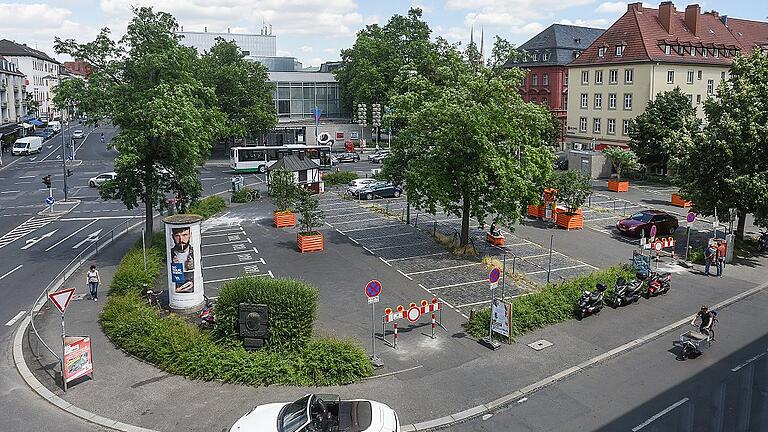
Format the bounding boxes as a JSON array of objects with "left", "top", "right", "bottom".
[
  {"left": 145, "top": 287, "right": 163, "bottom": 308},
  {"left": 244, "top": 188, "right": 260, "bottom": 202}
]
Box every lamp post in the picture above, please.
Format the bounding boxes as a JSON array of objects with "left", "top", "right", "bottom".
[
  {"left": 371, "top": 103, "right": 381, "bottom": 149},
  {"left": 357, "top": 103, "right": 367, "bottom": 150},
  {"left": 61, "top": 107, "right": 68, "bottom": 202}
]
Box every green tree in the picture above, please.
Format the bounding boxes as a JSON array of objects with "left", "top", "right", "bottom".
[
  {"left": 295, "top": 188, "right": 324, "bottom": 234},
  {"left": 676, "top": 50, "right": 768, "bottom": 240},
  {"left": 54, "top": 8, "right": 226, "bottom": 242},
  {"left": 602, "top": 146, "right": 638, "bottom": 180},
  {"left": 628, "top": 87, "right": 701, "bottom": 173},
  {"left": 269, "top": 168, "right": 297, "bottom": 212},
  {"left": 553, "top": 170, "right": 592, "bottom": 214},
  {"left": 24, "top": 93, "right": 39, "bottom": 116},
  {"left": 383, "top": 41, "right": 554, "bottom": 247},
  {"left": 198, "top": 39, "right": 276, "bottom": 143}
]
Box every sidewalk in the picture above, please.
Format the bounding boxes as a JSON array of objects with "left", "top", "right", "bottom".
[{"left": 19, "top": 199, "right": 768, "bottom": 431}]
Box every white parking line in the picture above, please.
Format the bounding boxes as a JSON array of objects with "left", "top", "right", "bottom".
[
  {"left": 379, "top": 257, "right": 392, "bottom": 267},
  {"left": 337, "top": 224, "right": 402, "bottom": 233},
  {"left": 350, "top": 232, "right": 415, "bottom": 241},
  {"left": 319, "top": 202, "right": 356, "bottom": 208},
  {"left": 202, "top": 247, "right": 259, "bottom": 258},
  {"left": 428, "top": 279, "right": 488, "bottom": 291},
  {"left": 405, "top": 262, "right": 482, "bottom": 276},
  {"left": 44, "top": 220, "right": 98, "bottom": 251},
  {"left": 368, "top": 241, "right": 434, "bottom": 251},
  {"left": 501, "top": 241, "right": 534, "bottom": 248},
  {"left": 397, "top": 269, "right": 413, "bottom": 280},
  {"left": 202, "top": 230, "right": 245, "bottom": 238},
  {"left": 331, "top": 217, "right": 389, "bottom": 225},
  {"left": 525, "top": 264, "right": 590, "bottom": 275},
  {"left": 324, "top": 211, "right": 373, "bottom": 218},
  {"left": 206, "top": 273, "right": 272, "bottom": 284},
  {"left": 4, "top": 311, "right": 26, "bottom": 327},
  {"left": 632, "top": 398, "right": 689, "bottom": 431},
  {"left": 203, "top": 259, "right": 264, "bottom": 270},
  {"left": 386, "top": 251, "right": 450, "bottom": 262},
  {"left": 585, "top": 215, "right": 621, "bottom": 222},
  {"left": 202, "top": 239, "right": 249, "bottom": 247}
]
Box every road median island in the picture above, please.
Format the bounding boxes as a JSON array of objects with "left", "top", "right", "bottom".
[{"left": 100, "top": 232, "right": 373, "bottom": 387}]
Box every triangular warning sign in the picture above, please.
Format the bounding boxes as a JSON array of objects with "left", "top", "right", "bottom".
[{"left": 48, "top": 288, "right": 76, "bottom": 314}]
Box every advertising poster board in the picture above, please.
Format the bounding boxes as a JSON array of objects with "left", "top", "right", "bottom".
[
  {"left": 164, "top": 215, "right": 204, "bottom": 310},
  {"left": 64, "top": 336, "right": 92, "bottom": 383},
  {"left": 492, "top": 299, "right": 513, "bottom": 343}
]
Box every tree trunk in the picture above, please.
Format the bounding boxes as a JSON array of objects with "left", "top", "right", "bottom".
[
  {"left": 736, "top": 209, "right": 747, "bottom": 242},
  {"left": 460, "top": 194, "right": 470, "bottom": 247}
]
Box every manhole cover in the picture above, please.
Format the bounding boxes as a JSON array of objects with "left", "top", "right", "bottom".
[{"left": 528, "top": 339, "right": 553, "bottom": 351}]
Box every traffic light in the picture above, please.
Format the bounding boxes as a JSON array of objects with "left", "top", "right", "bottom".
[
  {"left": 66, "top": 169, "right": 73, "bottom": 177},
  {"left": 42, "top": 175, "right": 52, "bottom": 188}
]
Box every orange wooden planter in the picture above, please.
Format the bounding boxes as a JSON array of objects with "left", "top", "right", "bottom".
[
  {"left": 527, "top": 204, "right": 544, "bottom": 218},
  {"left": 273, "top": 211, "right": 296, "bottom": 228},
  {"left": 671, "top": 193, "right": 693, "bottom": 208},
  {"left": 297, "top": 232, "right": 324, "bottom": 252},
  {"left": 556, "top": 209, "right": 583, "bottom": 230},
  {"left": 607, "top": 179, "right": 629, "bottom": 192},
  {"left": 486, "top": 233, "right": 506, "bottom": 246}
]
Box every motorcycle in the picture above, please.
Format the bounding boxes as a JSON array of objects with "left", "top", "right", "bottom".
[
  {"left": 200, "top": 295, "right": 215, "bottom": 328},
  {"left": 577, "top": 283, "right": 607, "bottom": 320},
  {"left": 758, "top": 231, "right": 768, "bottom": 253},
  {"left": 677, "top": 311, "right": 718, "bottom": 360},
  {"left": 638, "top": 270, "right": 671, "bottom": 297},
  {"left": 611, "top": 277, "right": 643, "bottom": 307}
]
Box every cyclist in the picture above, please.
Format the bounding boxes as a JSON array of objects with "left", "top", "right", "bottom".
[{"left": 690, "top": 305, "right": 715, "bottom": 336}]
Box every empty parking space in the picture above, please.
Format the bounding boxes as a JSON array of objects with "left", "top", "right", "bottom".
[{"left": 200, "top": 222, "right": 273, "bottom": 295}]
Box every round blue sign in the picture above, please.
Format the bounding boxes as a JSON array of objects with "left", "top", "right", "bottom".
[
  {"left": 45, "top": 196, "right": 55, "bottom": 205},
  {"left": 365, "top": 280, "right": 382, "bottom": 298},
  {"left": 489, "top": 267, "right": 501, "bottom": 284}
]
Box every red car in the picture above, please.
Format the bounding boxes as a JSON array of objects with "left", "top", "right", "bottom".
[{"left": 616, "top": 210, "right": 679, "bottom": 237}]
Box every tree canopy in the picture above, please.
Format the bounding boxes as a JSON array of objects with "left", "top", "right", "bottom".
[
  {"left": 602, "top": 146, "right": 638, "bottom": 180},
  {"left": 675, "top": 50, "right": 768, "bottom": 240}
]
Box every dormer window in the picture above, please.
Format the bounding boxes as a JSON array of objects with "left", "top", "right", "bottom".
[
  {"left": 616, "top": 45, "right": 624, "bottom": 56},
  {"left": 574, "top": 38, "right": 582, "bottom": 45},
  {"left": 542, "top": 52, "right": 550, "bottom": 61},
  {"left": 665, "top": 45, "right": 671, "bottom": 55},
  {"left": 677, "top": 45, "right": 684, "bottom": 55},
  {"left": 598, "top": 47, "right": 606, "bottom": 57},
  {"left": 714, "top": 49, "right": 719, "bottom": 58},
  {"left": 690, "top": 46, "right": 696, "bottom": 56},
  {"left": 533, "top": 52, "right": 539, "bottom": 61}
]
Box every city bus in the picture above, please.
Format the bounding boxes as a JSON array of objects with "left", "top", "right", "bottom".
[{"left": 229, "top": 145, "right": 332, "bottom": 173}]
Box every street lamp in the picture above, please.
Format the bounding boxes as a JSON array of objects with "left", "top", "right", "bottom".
[
  {"left": 371, "top": 103, "right": 381, "bottom": 149},
  {"left": 357, "top": 103, "right": 367, "bottom": 150}
]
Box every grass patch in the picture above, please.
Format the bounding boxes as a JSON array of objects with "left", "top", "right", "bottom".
[
  {"left": 230, "top": 187, "right": 260, "bottom": 203},
  {"left": 323, "top": 171, "right": 358, "bottom": 186},
  {"left": 480, "top": 255, "right": 537, "bottom": 292},
  {"left": 463, "top": 264, "right": 635, "bottom": 339},
  {"left": 187, "top": 196, "right": 227, "bottom": 219},
  {"left": 432, "top": 230, "right": 478, "bottom": 257}
]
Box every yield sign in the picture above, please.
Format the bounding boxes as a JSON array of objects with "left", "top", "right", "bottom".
[{"left": 48, "top": 288, "right": 76, "bottom": 314}]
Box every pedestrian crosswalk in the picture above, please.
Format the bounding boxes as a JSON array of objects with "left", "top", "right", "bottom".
[{"left": 0, "top": 214, "right": 60, "bottom": 249}]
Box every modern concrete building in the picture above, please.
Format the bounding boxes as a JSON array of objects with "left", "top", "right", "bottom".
[
  {"left": 178, "top": 29, "right": 276, "bottom": 56},
  {"left": 0, "top": 40, "right": 60, "bottom": 119}
]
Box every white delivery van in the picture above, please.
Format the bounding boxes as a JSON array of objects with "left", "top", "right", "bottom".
[
  {"left": 12, "top": 136, "right": 44, "bottom": 155},
  {"left": 48, "top": 121, "right": 62, "bottom": 132}
]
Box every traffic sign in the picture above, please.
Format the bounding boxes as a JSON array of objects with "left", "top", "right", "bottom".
[
  {"left": 45, "top": 196, "right": 55, "bottom": 205},
  {"left": 488, "top": 267, "right": 501, "bottom": 284},
  {"left": 649, "top": 225, "right": 657, "bottom": 239},
  {"left": 368, "top": 296, "right": 379, "bottom": 304},
  {"left": 365, "top": 279, "right": 382, "bottom": 298},
  {"left": 312, "top": 107, "right": 322, "bottom": 122},
  {"left": 48, "top": 288, "right": 76, "bottom": 314},
  {"left": 654, "top": 241, "right": 663, "bottom": 252},
  {"left": 406, "top": 306, "right": 421, "bottom": 322},
  {"left": 686, "top": 211, "right": 696, "bottom": 227}
]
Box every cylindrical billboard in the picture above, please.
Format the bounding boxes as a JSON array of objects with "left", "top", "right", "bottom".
[{"left": 163, "top": 214, "right": 204, "bottom": 311}]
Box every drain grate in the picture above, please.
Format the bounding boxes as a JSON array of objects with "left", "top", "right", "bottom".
[{"left": 528, "top": 339, "right": 553, "bottom": 351}]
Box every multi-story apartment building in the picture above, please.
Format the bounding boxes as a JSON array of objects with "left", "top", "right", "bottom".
[
  {"left": 0, "top": 40, "right": 60, "bottom": 119},
  {"left": 565, "top": 2, "right": 768, "bottom": 152},
  {"left": 508, "top": 24, "right": 604, "bottom": 143},
  {"left": 0, "top": 55, "right": 27, "bottom": 129}
]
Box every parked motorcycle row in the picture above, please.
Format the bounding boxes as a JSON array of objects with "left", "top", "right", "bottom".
[{"left": 577, "top": 270, "right": 672, "bottom": 320}]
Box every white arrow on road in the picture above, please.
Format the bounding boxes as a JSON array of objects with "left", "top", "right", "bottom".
[
  {"left": 20, "top": 230, "right": 59, "bottom": 250},
  {"left": 72, "top": 228, "right": 102, "bottom": 249},
  {"left": 29, "top": 157, "right": 37, "bottom": 161}
]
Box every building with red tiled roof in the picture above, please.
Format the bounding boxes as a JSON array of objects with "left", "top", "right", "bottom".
[{"left": 564, "top": 2, "right": 767, "bottom": 164}]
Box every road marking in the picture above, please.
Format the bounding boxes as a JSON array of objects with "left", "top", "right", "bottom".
[
  {"left": 39, "top": 144, "right": 61, "bottom": 161},
  {"left": 428, "top": 279, "right": 488, "bottom": 291},
  {"left": 18, "top": 175, "right": 35, "bottom": 179},
  {"left": 45, "top": 220, "right": 98, "bottom": 251},
  {"left": 0, "top": 264, "right": 23, "bottom": 281},
  {"left": 632, "top": 398, "right": 689, "bottom": 431},
  {"left": 0, "top": 190, "right": 20, "bottom": 194},
  {"left": 206, "top": 273, "right": 272, "bottom": 284},
  {"left": 0, "top": 215, "right": 59, "bottom": 249},
  {"left": 20, "top": 229, "right": 59, "bottom": 250},
  {"left": 387, "top": 251, "right": 450, "bottom": 262},
  {"left": 202, "top": 247, "right": 259, "bottom": 258},
  {"left": 14, "top": 181, "right": 31, "bottom": 184},
  {"left": 4, "top": 311, "right": 26, "bottom": 327},
  {"left": 731, "top": 349, "right": 768, "bottom": 372},
  {"left": 331, "top": 217, "right": 389, "bottom": 225},
  {"left": 396, "top": 269, "right": 413, "bottom": 280},
  {"left": 58, "top": 215, "right": 142, "bottom": 221},
  {"left": 336, "top": 223, "right": 402, "bottom": 233},
  {"left": 201, "top": 229, "right": 244, "bottom": 236},
  {"left": 368, "top": 241, "right": 434, "bottom": 251},
  {"left": 325, "top": 210, "right": 375, "bottom": 218},
  {"left": 201, "top": 239, "right": 249, "bottom": 247},
  {"left": 71, "top": 228, "right": 103, "bottom": 249},
  {"left": 405, "top": 262, "right": 483, "bottom": 276},
  {"left": 203, "top": 261, "right": 263, "bottom": 270},
  {"left": 351, "top": 232, "right": 414, "bottom": 241}
]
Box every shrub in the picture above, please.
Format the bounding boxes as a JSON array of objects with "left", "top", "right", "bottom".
[
  {"left": 269, "top": 168, "right": 298, "bottom": 212},
  {"left": 602, "top": 147, "right": 639, "bottom": 180},
  {"left": 464, "top": 265, "right": 635, "bottom": 339},
  {"left": 231, "top": 187, "right": 260, "bottom": 203},
  {"left": 295, "top": 188, "right": 324, "bottom": 234},
  {"left": 187, "top": 196, "right": 227, "bottom": 219},
  {"left": 110, "top": 248, "right": 163, "bottom": 296},
  {"left": 299, "top": 338, "right": 374, "bottom": 386},
  {"left": 323, "top": 171, "right": 358, "bottom": 186},
  {"left": 552, "top": 170, "right": 592, "bottom": 214},
  {"left": 689, "top": 248, "right": 705, "bottom": 264},
  {"left": 213, "top": 277, "right": 319, "bottom": 352}
]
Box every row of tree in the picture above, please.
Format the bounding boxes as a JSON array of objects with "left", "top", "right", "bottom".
[
  {"left": 52, "top": 7, "right": 277, "bottom": 241},
  {"left": 628, "top": 50, "right": 768, "bottom": 240}
]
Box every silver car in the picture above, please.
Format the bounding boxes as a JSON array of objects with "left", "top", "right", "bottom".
[
  {"left": 72, "top": 130, "right": 85, "bottom": 139},
  {"left": 89, "top": 172, "right": 116, "bottom": 187}
]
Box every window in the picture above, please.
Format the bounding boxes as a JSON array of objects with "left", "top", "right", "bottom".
[
  {"left": 667, "top": 70, "right": 675, "bottom": 84},
  {"left": 707, "top": 79, "right": 714, "bottom": 94},
  {"left": 624, "top": 69, "right": 633, "bottom": 84},
  {"left": 687, "top": 94, "right": 693, "bottom": 104},
  {"left": 580, "top": 93, "right": 588, "bottom": 108},
  {"left": 541, "top": 97, "right": 548, "bottom": 106},
  {"left": 542, "top": 73, "right": 549, "bottom": 86},
  {"left": 616, "top": 45, "right": 624, "bottom": 56},
  {"left": 532, "top": 74, "right": 538, "bottom": 86},
  {"left": 607, "top": 119, "right": 616, "bottom": 135},
  {"left": 687, "top": 70, "right": 694, "bottom": 84},
  {"left": 520, "top": 78, "right": 525, "bottom": 87},
  {"left": 702, "top": 48, "right": 707, "bottom": 58},
  {"left": 564, "top": 73, "right": 569, "bottom": 85},
  {"left": 622, "top": 119, "right": 630, "bottom": 135},
  {"left": 697, "top": 70, "right": 703, "bottom": 80},
  {"left": 696, "top": 94, "right": 701, "bottom": 104},
  {"left": 594, "top": 93, "right": 602, "bottom": 109},
  {"left": 579, "top": 117, "right": 588, "bottom": 132},
  {"left": 665, "top": 45, "right": 671, "bottom": 55},
  {"left": 623, "top": 93, "right": 632, "bottom": 110},
  {"left": 690, "top": 46, "right": 696, "bottom": 56},
  {"left": 595, "top": 70, "right": 603, "bottom": 84},
  {"left": 598, "top": 47, "right": 606, "bottom": 57},
  {"left": 714, "top": 49, "right": 719, "bottom": 58},
  {"left": 609, "top": 69, "right": 618, "bottom": 84},
  {"left": 720, "top": 71, "right": 726, "bottom": 80},
  {"left": 608, "top": 93, "right": 617, "bottom": 109},
  {"left": 542, "top": 52, "right": 550, "bottom": 61},
  {"left": 533, "top": 53, "right": 539, "bottom": 61},
  {"left": 277, "top": 100, "right": 290, "bottom": 114},
  {"left": 581, "top": 71, "right": 589, "bottom": 84},
  {"left": 593, "top": 118, "right": 601, "bottom": 133},
  {"left": 677, "top": 45, "right": 684, "bottom": 55},
  {"left": 530, "top": 96, "right": 537, "bottom": 103}
]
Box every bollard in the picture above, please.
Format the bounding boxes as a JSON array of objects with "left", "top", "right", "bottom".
[
  {"left": 431, "top": 313, "right": 436, "bottom": 339},
  {"left": 433, "top": 221, "right": 437, "bottom": 236},
  {"left": 393, "top": 323, "right": 398, "bottom": 349}
]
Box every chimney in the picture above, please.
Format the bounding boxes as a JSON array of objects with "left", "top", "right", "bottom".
[
  {"left": 627, "top": 2, "right": 643, "bottom": 12},
  {"left": 204, "top": 26, "right": 207, "bottom": 32},
  {"left": 685, "top": 4, "right": 701, "bottom": 36},
  {"left": 709, "top": 10, "right": 719, "bottom": 18},
  {"left": 659, "top": 1, "right": 675, "bottom": 34},
  {"left": 720, "top": 15, "right": 728, "bottom": 26},
  {"left": 227, "top": 27, "right": 230, "bottom": 33}
]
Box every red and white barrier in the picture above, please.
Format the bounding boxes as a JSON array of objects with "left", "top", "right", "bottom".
[{"left": 382, "top": 298, "right": 444, "bottom": 348}]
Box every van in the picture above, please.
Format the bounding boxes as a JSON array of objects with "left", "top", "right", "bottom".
[
  {"left": 47, "top": 121, "right": 61, "bottom": 132},
  {"left": 12, "top": 136, "right": 44, "bottom": 155}
]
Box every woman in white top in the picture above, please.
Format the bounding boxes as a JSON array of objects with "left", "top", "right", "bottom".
[{"left": 87, "top": 265, "right": 101, "bottom": 301}]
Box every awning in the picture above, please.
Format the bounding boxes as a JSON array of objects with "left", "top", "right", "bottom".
[
  {"left": 20, "top": 122, "right": 34, "bottom": 129},
  {"left": 29, "top": 119, "right": 45, "bottom": 127}
]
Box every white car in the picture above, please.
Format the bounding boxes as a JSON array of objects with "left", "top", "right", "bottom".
[
  {"left": 230, "top": 394, "right": 399, "bottom": 432},
  {"left": 88, "top": 172, "right": 116, "bottom": 187},
  {"left": 346, "top": 178, "right": 377, "bottom": 195},
  {"left": 72, "top": 129, "right": 85, "bottom": 139}
]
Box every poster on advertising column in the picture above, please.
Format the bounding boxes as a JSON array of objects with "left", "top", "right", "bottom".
[{"left": 163, "top": 214, "right": 204, "bottom": 311}]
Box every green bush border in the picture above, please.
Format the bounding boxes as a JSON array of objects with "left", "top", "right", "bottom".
[
  {"left": 323, "top": 171, "right": 358, "bottom": 186},
  {"left": 464, "top": 265, "right": 635, "bottom": 339},
  {"left": 100, "top": 235, "right": 372, "bottom": 387},
  {"left": 187, "top": 195, "right": 227, "bottom": 219}
]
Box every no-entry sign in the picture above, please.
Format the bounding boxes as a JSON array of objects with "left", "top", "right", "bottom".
[{"left": 406, "top": 306, "right": 421, "bottom": 322}]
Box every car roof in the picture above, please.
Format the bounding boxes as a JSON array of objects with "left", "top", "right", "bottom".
[{"left": 641, "top": 210, "right": 668, "bottom": 215}]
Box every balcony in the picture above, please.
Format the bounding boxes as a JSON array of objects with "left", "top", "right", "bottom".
[
  {"left": 0, "top": 84, "right": 6, "bottom": 92},
  {"left": 1, "top": 102, "right": 7, "bottom": 108}
]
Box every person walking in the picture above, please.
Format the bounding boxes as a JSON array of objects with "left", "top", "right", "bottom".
[
  {"left": 704, "top": 242, "right": 717, "bottom": 276},
  {"left": 716, "top": 241, "right": 726, "bottom": 278},
  {"left": 86, "top": 265, "right": 101, "bottom": 301}
]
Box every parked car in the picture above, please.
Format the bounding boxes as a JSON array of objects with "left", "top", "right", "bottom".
[
  {"left": 72, "top": 129, "right": 85, "bottom": 139},
  {"left": 229, "top": 394, "right": 400, "bottom": 432},
  {"left": 11, "top": 136, "right": 43, "bottom": 155},
  {"left": 369, "top": 151, "right": 390, "bottom": 163},
  {"left": 346, "top": 178, "right": 378, "bottom": 195},
  {"left": 89, "top": 172, "right": 117, "bottom": 187},
  {"left": 356, "top": 181, "right": 403, "bottom": 200},
  {"left": 616, "top": 210, "right": 678, "bottom": 237},
  {"left": 34, "top": 129, "right": 55, "bottom": 141},
  {"left": 334, "top": 152, "right": 360, "bottom": 163},
  {"left": 47, "top": 120, "right": 62, "bottom": 132}
]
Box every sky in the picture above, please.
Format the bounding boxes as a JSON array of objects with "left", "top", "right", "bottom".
[{"left": 0, "top": 1, "right": 765, "bottom": 67}]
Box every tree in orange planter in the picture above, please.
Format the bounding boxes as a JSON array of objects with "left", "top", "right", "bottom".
[
  {"left": 296, "top": 188, "right": 325, "bottom": 252},
  {"left": 553, "top": 170, "right": 590, "bottom": 229},
  {"left": 269, "top": 168, "right": 298, "bottom": 213},
  {"left": 602, "top": 147, "right": 638, "bottom": 192}
]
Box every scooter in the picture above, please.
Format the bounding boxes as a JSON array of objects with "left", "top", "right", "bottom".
[
  {"left": 577, "top": 283, "right": 607, "bottom": 320},
  {"left": 200, "top": 295, "right": 215, "bottom": 328},
  {"left": 758, "top": 231, "right": 768, "bottom": 253},
  {"left": 611, "top": 277, "right": 643, "bottom": 307},
  {"left": 639, "top": 270, "right": 671, "bottom": 297}
]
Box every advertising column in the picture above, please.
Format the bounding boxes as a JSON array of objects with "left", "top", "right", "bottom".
[{"left": 163, "top": 214, "right": 205, "bottom": 311}]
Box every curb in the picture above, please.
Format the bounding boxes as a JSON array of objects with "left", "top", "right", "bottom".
[{"left": 400, "top": 279, "right": 768, "bottom": 431}]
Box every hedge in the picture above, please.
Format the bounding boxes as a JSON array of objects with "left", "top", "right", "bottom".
[
  {"left": 464, "top": 264, "right": 635, "bottom": 339},
  {"left": 100, "top": 237, "right": 372, "bottom": 386},
  {"left": 213, "top": 277, "right": 319, "bottom": 352},
  {"left": 323, "top": 171, "right": 358, "bottom": 186},
  {"left": 231, "top": 187, "right": 260, "bottom": 203},
  {"left": 187, "top": 196, "right": 227, "bottom": 219}
]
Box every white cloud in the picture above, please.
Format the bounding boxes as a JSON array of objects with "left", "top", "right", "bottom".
[
  {"left": 323, "top": 47, "right": 338, "bottom": 54},
  {"left": 412, "top": 1, "right": 433, "bottom": 13},
  {"left": 299, "top": 45, "right": 313, "bottom": 52},
  {"left": 303, "top": 57, "right": 325, "bottom": 67},
  {"left": 365, "top": 15, "right": 380, "bottom": 25},
  {"left": 595, "top": 1, "right": 627, "bottom": 13}
]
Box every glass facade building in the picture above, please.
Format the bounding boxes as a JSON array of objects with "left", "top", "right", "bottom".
[{"left": 268, "top": 72, "right": 346, "bottom": 120}]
